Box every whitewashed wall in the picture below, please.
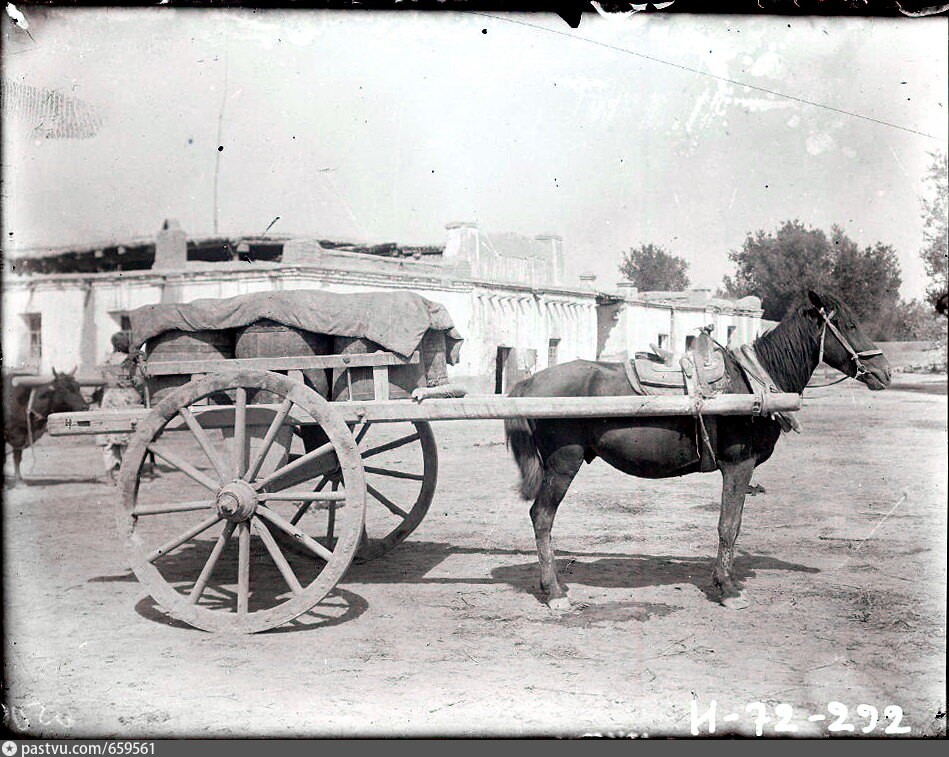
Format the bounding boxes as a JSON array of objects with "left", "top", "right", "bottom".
[
  {"left": 3, "top": 266, "right": 758, "bottom": 383},
  {"left": 599, "top": 300, "right": 762, "bottom": 362},
  {"left": 3, "top": 267, "right": 594, "bottom": 380}
]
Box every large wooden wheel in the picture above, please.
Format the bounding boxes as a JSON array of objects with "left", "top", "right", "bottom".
[
  {"left": 289, "top": 421, "right": 438, "bottom": 563},
  {"left": 117, "top": 371, "right": 366, "bottom": 634}
]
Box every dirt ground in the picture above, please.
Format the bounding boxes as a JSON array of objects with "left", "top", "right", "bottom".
[{"left": 3, "top": 373, "right": 946, "bottom": 738}]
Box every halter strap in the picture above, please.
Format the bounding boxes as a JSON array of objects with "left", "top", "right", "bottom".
[{"left": 813, "top": 307, "right": 883, "bottom": 386}]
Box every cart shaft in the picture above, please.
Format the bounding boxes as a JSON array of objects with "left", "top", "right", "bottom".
[{"left": 48, "top": 392, "right": 802, "bottom": 436}]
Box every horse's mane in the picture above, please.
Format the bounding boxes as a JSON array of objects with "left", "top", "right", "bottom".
[{"left": 752, "top": 299, "right": 824, "bottom": 394}]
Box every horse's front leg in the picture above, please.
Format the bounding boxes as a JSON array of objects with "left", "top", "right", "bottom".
[
  {"left": 530, "top": 445, "right": 583, "bottom": 611},
  {"left": 12, "top": 448, "right": 23, "bottom": 487},
  {"left": 712, "top": 457, "right": 755, "bottom": 609}
]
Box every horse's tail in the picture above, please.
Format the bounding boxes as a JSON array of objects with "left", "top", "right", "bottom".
[{"left": 503, "top": 382, "right": 544, "bottom": 501}]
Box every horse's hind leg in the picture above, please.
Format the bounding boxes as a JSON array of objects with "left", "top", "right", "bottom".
[
  {"left": 712, "top": 457, "right": 755, "bottom": 609},
  {"left": 530, "top": 444, "right": 584, "bottom": 611}
]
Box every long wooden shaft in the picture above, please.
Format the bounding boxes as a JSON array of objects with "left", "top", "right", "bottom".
[{"left": 48, "top": 392, "right": 803, "bottom": 436}]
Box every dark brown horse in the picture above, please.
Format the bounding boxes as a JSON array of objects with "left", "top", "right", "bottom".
[
  {"left": 3, "top": 369, "right": 88, "bottom": 486},
  {"left": 504, "top": 292, "right": 891, "bottom": 610}
]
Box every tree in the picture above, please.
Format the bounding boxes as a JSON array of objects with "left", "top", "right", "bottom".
[
  {"left": 723, "top": 220, "right": 907, "bottom": 336},
  {"left": 722, "top": 220, "right": 834, "bottom": 320},
  {"left": 619, "top": 243, "right": 690, "bottom": 291},
  {"left": 920, "top": 151, "right": 948, "bottom": 314},
  {"left": 830, "top": 227, "right": 902, "bottom": 339},
  {"left": 879, "top": 299, "right": 942, "bottom": 341}
]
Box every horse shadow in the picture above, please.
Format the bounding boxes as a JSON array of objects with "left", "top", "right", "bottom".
[
  {"left": 344, "top": 540, "right": 820, "bottom": 605},
  {"left": 88, "top": 538, "right": 819, "bottom": 633}
]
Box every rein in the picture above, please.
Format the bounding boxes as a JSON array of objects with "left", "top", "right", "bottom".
[{"left": 807, "top": 307, "right": 884, "bottom": 390}]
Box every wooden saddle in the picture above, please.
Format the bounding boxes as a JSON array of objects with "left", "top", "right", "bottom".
[
  {"left": 624, "top": 330, "right": 727, "bottom": 398},
  {"left": 623, "top": 328, "right": 727, "bottom": 472}
]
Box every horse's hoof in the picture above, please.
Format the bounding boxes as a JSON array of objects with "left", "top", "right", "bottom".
[
  {"left": 721, "top": 593, "right": 749, "bottom": 610},
  {"left": 548, "top": 596, "right": 572, "bottom": 612}
]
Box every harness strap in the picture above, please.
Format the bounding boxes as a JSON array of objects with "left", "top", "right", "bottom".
[{"left": 730, "top": 345, "right": 801, "bottom": 433}]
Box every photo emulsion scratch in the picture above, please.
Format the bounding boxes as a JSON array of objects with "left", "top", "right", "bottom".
[{"left": 1, "top": 5, "right": 946, "bottom": 742}]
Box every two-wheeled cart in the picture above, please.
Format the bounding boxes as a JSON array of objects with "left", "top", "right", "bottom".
[{"left": 48, "top": 307, "right": 801, "bottom": 634}]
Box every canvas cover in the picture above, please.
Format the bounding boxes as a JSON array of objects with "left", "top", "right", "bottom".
[{"left": 129, "top": 290, "right": 463, "bottom": 363}]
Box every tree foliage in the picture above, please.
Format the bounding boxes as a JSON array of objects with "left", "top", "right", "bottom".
[
  {"left": 722, "top": 220, "right": 909, "bottom": 339},
  {"left": 829, "top": 228, "right": 902, "bottom": 338},
  {"left": 722, "top": 220, "right": 835, "bottom": 321},
  {"left": 619, "top": 243, "right": 690, "bottom": 291},
  {"left": 920, "top": 150, "right": 948, "bottom": 313}
]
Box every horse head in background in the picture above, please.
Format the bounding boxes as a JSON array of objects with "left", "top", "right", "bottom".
[
  {"left": 504, "top": 291, "right": 890, "bottom": 612},
  {"left": 3, "top": 367, "right": 88, "bottom": 486}
]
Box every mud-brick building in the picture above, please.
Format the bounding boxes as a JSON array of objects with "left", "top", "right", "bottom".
[{"left": 2, "top": 221, "right": 763, "bottom": 392}]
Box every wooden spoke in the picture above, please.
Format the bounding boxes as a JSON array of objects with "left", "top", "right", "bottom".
[
  {"left": 145, "top": 513, "right": 222, "bottom": 563},
  {"left": 233, "top": 387, "right": 247, "bottom": 478},
  {"left": 353, "top": 421, "right": 372, "bottom": 446},
  {"left": 253, "top": 440, "right": 335, "bottom": 492},
  {"left": 251, "top": 517, "right": 303, "bottom": 595},
  {"left": 237, "top": 521, "right": 250, "bottom": 614},
  {"left": 364, "top": 465, "right": 425, "bottom": 481},
  {"left": 189, "top": 521, "right": 236, "bottom": 603},
  {"left": 367, "top": 483, "right": 409, "bottom": 519},
  {"left": 327, "top": 480, "right": 339, "bottom": 543},
  {"left": 146, "top": 444, "right": 220, "bottom": 492},
  {"left": 178, "top": 406, "right": 229, "bottom": 483},
  {"left": 258, "top": 490, "right": 346, "bottom": 502},
  {"left": 119, "top": 370, "right": 368, "bottom": 634},
  {"left": 361, "top": 432, "right": 421, "bottom": 460},
  {"left": 256, "top": 505, "right": 335, "bottom": 562},
  {"left": 133, "top": 500, "right": 214, "bottom": 517},
  {"left": 244, "top": 398, "right": 294, "bottom": 483},
  {"left": 289, "top": 477, "right": 329, "bottom": 526}
]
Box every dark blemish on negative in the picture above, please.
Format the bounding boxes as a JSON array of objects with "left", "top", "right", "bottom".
[
  {"left": 482, "top": 29, "right": 487, "bottom": 34},
  {"left": 218, "top": 146, "right": 224, "bottom": 152},
  {"left": 187, "top": 138, "right": 193, "bottom": 145}
]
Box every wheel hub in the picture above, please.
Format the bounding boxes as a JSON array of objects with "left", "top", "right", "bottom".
[{"left": 215, "top": 480, "right": 258, "bottom": 522}]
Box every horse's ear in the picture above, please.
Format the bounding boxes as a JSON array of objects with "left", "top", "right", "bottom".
[
  {"left": 68, "top": 366, "right": 78, "bottom": 376},
  {"left": 52, "top": 367, "right": 60, "bottom": 378},
  {"left": 808, "top": 291, "right": 825, "bottom": 311}
]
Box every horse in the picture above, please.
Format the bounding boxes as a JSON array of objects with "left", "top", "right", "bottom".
[
  {"left": 3, "top": 368, "right": 88, "bottom": 486},
  {"left": 504, "top": 291, "right": 891, "bottom": 611}
]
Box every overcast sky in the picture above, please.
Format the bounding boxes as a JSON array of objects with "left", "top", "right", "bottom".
[{"left": 3, "top": 8, "right": 946, "bottom": 299}]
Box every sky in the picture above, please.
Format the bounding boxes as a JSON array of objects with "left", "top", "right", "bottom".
[{"left": 3, "top": 8, "right": 947, "bottom": 299}]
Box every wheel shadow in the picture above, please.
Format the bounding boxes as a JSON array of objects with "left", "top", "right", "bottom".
[
  {"left": 345, "top": 540, "right": 821, "bottom": 605},
  {"left": 132, "top": 588, "right": 367, "bottom": 634},
  {"left": 90, "top": 537, "right": 369, "bottom": 634}
]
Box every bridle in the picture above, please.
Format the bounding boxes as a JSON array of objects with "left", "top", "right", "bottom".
[{"left": 810, "top": 306, "right": 884, "bottom": 388}]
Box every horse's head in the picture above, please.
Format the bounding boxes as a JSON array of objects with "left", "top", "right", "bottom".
[
  {"left": 44, "top": 367, "right": 89, "bottom": 414},
  {"left": 807, "top": 291, "right": 891, "bottom": 391}
]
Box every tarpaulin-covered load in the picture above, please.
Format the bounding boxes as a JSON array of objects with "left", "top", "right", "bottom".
[{"left": 128, "top": 290, "right": 464, "bottom": 363}]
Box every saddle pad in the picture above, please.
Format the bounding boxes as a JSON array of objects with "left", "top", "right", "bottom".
[{"left": 629, "top": 349, "right": 727, "bottom": 395}]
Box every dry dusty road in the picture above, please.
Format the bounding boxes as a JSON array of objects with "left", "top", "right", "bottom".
[{"left": 3, "top": 373, "right": 946, "bottom": 738}]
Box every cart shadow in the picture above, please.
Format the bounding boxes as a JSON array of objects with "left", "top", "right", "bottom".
[
  {"left": 345, "top": 540, "right": 820, "bottom": 605},
  {"left": 132, "top": 588, "right": 367, "bottom": 634},
  {"left": 90, "top": 538, "right": 369, "bottom": 634}
]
